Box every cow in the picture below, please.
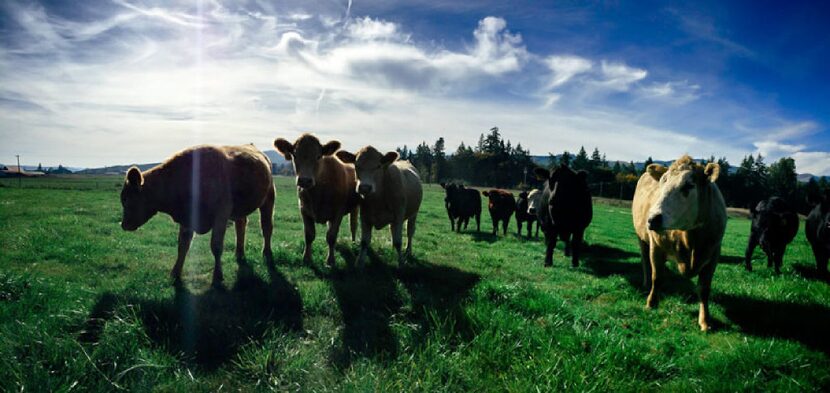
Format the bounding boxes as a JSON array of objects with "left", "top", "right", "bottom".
[
  {"left": 806, "top": 190, "right": 830, "bottom": 277},
  {"left": 533, "top": 164, "right": 593, "bottom": 267},
  {"left": 515, "top": 190, "right": 540, "bottom": 238},
  {"left": 120, "top": 144, "right": 274, "bottom": 286},
  {"left": 274, "top": 134, "right": 359, "bottom": 267},
  {"left": 482, "top": 189, "right": 516, "bottom": 236},
  {"left": 336, "top": 147, "right": 423, "bottom": 267},
  {"left": 632, "top": 155, "right": 725, "bottom": 331},
  {"left": 440, "top": 182, "right": 481, "bottom": 232},
  {"left": 744, "top": 197, "right": 799, "bottom": 274}
]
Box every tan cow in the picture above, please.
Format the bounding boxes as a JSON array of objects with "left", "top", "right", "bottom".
[
  {"left": 120, "top": 144, "right": 275, "bottom": 286},
  {"left": 274, "top": 134, "right": 359, "bottom": 266},
  {"left": 632, "top": 155, "right": 726, "bottom": 331},
  {"left": 336, "top": 147, "right": 423, "bottom": 267}
]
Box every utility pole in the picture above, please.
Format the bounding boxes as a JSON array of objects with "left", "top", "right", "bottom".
[{"left": 16, "top": 154, "right": 21, "bottom": 187}]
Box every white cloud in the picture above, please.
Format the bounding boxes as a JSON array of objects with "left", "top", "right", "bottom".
[
  {"left": 347, "top": 16, "right": 402, "bottom": 41},
  {"left": 544, "top": 55, "right": 592, "bottom": 89},
  {"left": 791, "top": 152, "right": 830, "bottom": 176},
  {"left": 595, "top": 60, "right": 648, "bottom": 91}
]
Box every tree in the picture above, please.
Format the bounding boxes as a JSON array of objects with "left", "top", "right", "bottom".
[
  {"left": 768, "top": 157, "right": 797, "bottom": 201},
  {"left": 590, "top": 147, "right": 602, "bottom": 170},
  {"left": 431, "top": 137, "right": 448, "bottom": 183},
  {"left": 560, "top": 151, "right": 572, "bottom": 167},
  {"left": 573, "top": 146, "right": 589, "bottom": 170},
  {"left": 37, "top": 163, "right": 42, "bottom": 172}
]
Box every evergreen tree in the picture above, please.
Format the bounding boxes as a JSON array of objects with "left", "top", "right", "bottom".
[{"left": 573, "top": 146, "right": 589, "bottom": 170}]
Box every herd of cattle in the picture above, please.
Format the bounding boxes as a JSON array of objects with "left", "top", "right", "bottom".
[{"left": 119, "top": 134, "right": 830, "bottom": 331}]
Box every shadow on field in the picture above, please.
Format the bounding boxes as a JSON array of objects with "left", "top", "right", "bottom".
[
  {"left": 581, "top": 244, "right": 698, "bottom": 302},
  {"left": 469, "top": 231, "right": 499, "bottom": 243},
  {"left": 717, "top": 294, "right": 830, "bottom": 355},
  {"left": 80, "top": 260, "right": 303, "bottom": 370},
  {"left": 718, "top": 254, "right": 746, "bottom": 265},
  {"left": 396, "top": 257, "right": 480, "bottom": 346},
  {"left": 793, "top": 264, "right": 830, "bottom": 284},
  {"left": 311, "top": 247, "right": 401, "bottom": 370}
]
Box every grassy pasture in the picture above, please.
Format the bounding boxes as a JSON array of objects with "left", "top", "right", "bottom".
[{"left": 0, "top": 175, "right": 829, "bottom": 391}]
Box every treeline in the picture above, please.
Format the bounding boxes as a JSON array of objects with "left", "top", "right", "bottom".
[{"left": 396, "top": 126, "right": 829, "bottom": 214}]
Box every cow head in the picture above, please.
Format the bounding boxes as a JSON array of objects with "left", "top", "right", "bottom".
[
  {"left": 647, "top": 156, "right": 719, "bottom": 231},
  {"left": 527, "top": 189, "right": 542, "bottom": 215},
  {"left": 812, "top": 191, "right": 830, "bottom": 242},
  {"left": 274, "top": 133, "right": 341, "bottom": 189},
  {"left": 752, "top": 198, "right": 794, "bottom": 248},
  {"left": 336, "top": 146, "right": 397, "bottom": 196},
  {"left": 120, "top": 166, "right": 157, "bottom": 231},
  {"left": 534, "top": 164, "right": 588, "bottom": 221},
  {"left": 441, "top": 182, "right": 463, "bottom": 210}
]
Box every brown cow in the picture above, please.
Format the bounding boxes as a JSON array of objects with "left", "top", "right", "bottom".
[
  {"left": 482, "top": 189, "right": 516, "bottom": 236},
  {"left": 120, "top": 144, "right": 275, "bottom": 286},
  {"left": 632, "top": 155, "right": 725, "bottom": 331},
  {"left": 274, "top": 134, "right": 359, "bottom": 266},
  {"left": 336, "top": 147, "right": 423, "bottom": 267}
]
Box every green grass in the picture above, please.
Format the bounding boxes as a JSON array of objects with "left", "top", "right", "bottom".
[{"left": 1, "top": 175, "right": 828, "bottom": 391}]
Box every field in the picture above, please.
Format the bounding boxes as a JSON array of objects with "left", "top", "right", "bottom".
[{"left": 1, "top": 175, "right": 829, "bottom": 392}]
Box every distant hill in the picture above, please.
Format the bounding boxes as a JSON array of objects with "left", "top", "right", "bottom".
[{"left": 76, "top": 163, "right": 160, "bottom": 175}]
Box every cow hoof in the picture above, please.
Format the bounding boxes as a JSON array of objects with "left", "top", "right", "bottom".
[
  {"left": 235, "top": 252, "right": 245, "bottom": 262},
  {"left": 544, "top": 263, "right": 552, "bottom": 268},
  {"left": 326, "top": 256, "right": 336, "bottom": 268},
  {"left": 699, "top": 320, "right": 711, "bottom": 332},
  {"left": 744, "top": 264, "right": 752, "bottom": 272},
  {"left": 571, "top": 261, "right": 579, "bottom": 268}
]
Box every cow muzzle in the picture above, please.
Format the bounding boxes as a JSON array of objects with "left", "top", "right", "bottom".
[
  {"left": 358, "top": 184, "right": 373, "bottom": 195},
  {"left": 528, "top": 207, "right": 536, "bottom": 215},
  {"left": 297, "top": 177, "right": 314, "bottom": 189},
  {"left": 647, "top": 214, "right": 663, "bottom": 231}
]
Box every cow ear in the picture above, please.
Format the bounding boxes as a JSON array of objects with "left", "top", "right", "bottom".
[
  {"left": 321, "top": 140, "right": 341, "bottom": 156},
  {"left": 519, "top": 191, "right": 528, "bottom": 199},
  {"left": 440, "top": 182, "right": 446, "bottom": 189},
  {"left": 749, "top": 202, "right": 757, "bottom": 215},
  {"left": 381, "top": 151, "right": 399, "bottom": 166},
  {"left": 274, "top": 138, "right": 294, "bottom": 160},
  {"left": 704, "top": 163, "right": 720, "bottom": 183},
  {"left": 336, "top": 150, "right": 356, "bottom": 164},
  {"left": 646, "top": 164, "right": 666, "bottom": 181},
  {"left": 126, "top": 166, "right": 143, "bottom": 187},
  {"left": 533, "top": 167, "right": 549, "bottom": 181},
  {"left": 482, "top": 191, "right": 489, "bottom": 197}
]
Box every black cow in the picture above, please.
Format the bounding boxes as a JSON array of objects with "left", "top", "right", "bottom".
[
  {"left": 515, "top": 191, "right": 539, "bottom": 239},
  {"left": 440, "top": 182, "right": 482, "bottom": 232},
  {"left": 744, "top": 197, "right": 799, "bottom": 274},
  {"left": 806, "top": 191, "right": 830, "bottom": 276},
  {"left": 533, "top": 164, "right": 593, "bottom": 267},
  {"left": 482, "top": 189, "right": 516, "bottom": 236}
]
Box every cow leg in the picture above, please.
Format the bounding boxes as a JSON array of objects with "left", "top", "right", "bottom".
[
  {"left": 744, "top": 232, "right": 758, "bottom": 271},
  {"left": 171, "top": 226, "right": 194, "bottom": 284},
  {"left": 357, "top": 215, "right": 373, "bottom": 269},
  {"left": 302, "top": 213, "right": 316, "bottom": 264},
  {"left": 502, "top": 219, "right": 509, "bottom": 236},
  {"left": 697, "top": 259, "right": 718, "bottom": 331},
  {"left": 544, "top": 229, "right": 558, "bottom": 267},
  {"left": 491, "top": 216, "right": 498, "bottom": 235},
  {"left": 463, "top": 217, "right": 469, "bottom": 231},
  {"left": 646, "top": 245, "right": 667, "bottom": 309},
  {"left": 326, "top": 215, "right": 343, "bottom": 267},
  {"left": 773, "top": 246, "right": 784, "bottom": 274},
  {"left": 259, "top": 187, "right": 274, "bottom": 262},
  {"left": 535, "top": 221, "right": 540, "bottom": 238},
  {"left": 563, "top": 236, "right": 572, "bottom": 257},
  {"left": 391, "top": 220, "right": 405, "bottom": 266},
  {"left": 234, "top": 217, "right": 247, "bottom": 261},
  {"left": 405, "top": 214, "right": 417, "bottom": 262},
  {"left": 571, "top": 230, "right": 584, "bottom": 268},
  {"left": 638, "top": 239, "right": 651, "bottom": 289},
  {"left": 527, "top": 221, "right": 533, "bottom": 239},
  {"left": 349, "top": 206, "right": 359, "bottom": 242},
  {"left": 516, "top": 219, "right": 522, "bottom": 237},
  {"left": 475, "top": 212, "right": 481, "bottom": 232},
  {"left": 210, "top": 219, "right": 228, "bottom": 287},
  {"left": 766, "top": 245, "right": 774, "bottom": 269},
  {"left": 448, "top": 212, "right": 455, "bottom": 232}
]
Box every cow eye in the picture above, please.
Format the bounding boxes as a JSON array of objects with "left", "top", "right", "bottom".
[{"left": 681, "top": 183, "right": 694, "bottom": 193}]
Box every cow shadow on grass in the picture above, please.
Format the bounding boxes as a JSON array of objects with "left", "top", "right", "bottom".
[
  {"left": 718, "top": 254, "right": 746, "bottom": 265},
  {"left": 793, "top": 264, "right": 830, "bottom": 284},
  {"left": 311, "top": 246, "right": 401, "bottom": 370},
  {"left": 312, "top": 245, "right": 481, "bottom": 371},
  {"left": 80, "top": 260, "right": 303, "bottom": 370},
  {"left": 396, "top": 256, "right": 480, "bottom": 346},
  {"left": 469, "top": 231, "right": 500, "bottom": 243},
  {"left": 581, "top": 244, "right": 698, "bottom": 303},
  {"left": 716, "top": 293, "right": 830, "bottom": 355}
]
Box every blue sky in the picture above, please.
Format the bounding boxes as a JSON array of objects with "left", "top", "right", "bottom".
[{"left": 0, "top": 0, "right": 828, "bottom": 174}]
